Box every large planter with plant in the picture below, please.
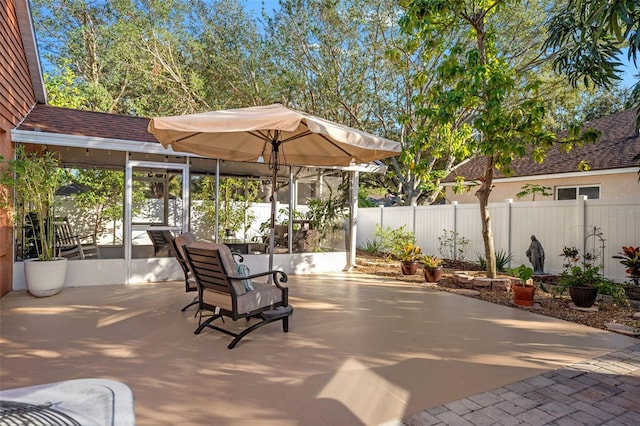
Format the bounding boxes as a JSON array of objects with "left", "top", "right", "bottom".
[
  {"left": 422, "top": 255, "right": 443, "bottom": 282},
  {"left": 398, "top": 243, "right": 422, "bottom": 275},
  {"left": 1, "top": 145, "right": 67, "bottom": 297},
  {"left": 510, "top": 264, "right": 535, "bottom": 306},
  {"left": 558, "top": 247, "right": 603, "bottom": 308}
]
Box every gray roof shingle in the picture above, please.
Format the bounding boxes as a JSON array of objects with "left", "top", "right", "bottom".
[{"left": 444, "top": 109, "right": 639, "bottom": 182}]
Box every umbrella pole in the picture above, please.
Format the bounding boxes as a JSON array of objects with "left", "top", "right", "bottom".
[{"left": 268, "top": 138, "right": 281, "bottom": 275}]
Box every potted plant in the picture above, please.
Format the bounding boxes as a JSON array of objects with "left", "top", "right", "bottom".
[
  {"left": 509, "top": 264, "right": 535, "bottom": 306},
  {"left": 422, "top": 255, "right": 443, "bottom": 282},
  {"left": 558, "top": 247, "right": 603, "bottom": 308},
  {"left": 398, "top": 242, "right": 422, "bottom": 275},
  {"left": 0, "top": 145, "right": 67, "bottom": 297}
]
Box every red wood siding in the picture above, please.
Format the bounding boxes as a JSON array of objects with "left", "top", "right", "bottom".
[{"left": 0, "top": 0, "right": 37, "bottom": 297}]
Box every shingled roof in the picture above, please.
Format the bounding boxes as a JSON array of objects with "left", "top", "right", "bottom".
[
  {"left": 444, "top": 109, "right": 639, "bottom": 182},
  {"left": 16, "top": 104, "right": 158, "bottom": 143}
]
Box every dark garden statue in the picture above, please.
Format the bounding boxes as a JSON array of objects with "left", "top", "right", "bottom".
[{"left": 526, "top": 235, "right": 545, "bottom": 274}]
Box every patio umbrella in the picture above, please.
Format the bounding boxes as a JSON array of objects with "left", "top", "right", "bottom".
[{"left": 148, "top": 103, "right": 401, "bottom": 270}]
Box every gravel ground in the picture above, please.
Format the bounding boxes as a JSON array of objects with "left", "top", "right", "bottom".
[{"left": 355, "top": 251, "right": 640, "bottom": 336}]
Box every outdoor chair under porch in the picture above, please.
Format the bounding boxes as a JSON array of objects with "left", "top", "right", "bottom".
[{"left": 183, "top": 242, "right": 292, "bottom": 349}]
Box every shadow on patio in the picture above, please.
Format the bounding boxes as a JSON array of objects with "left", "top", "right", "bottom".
[{"left": 1, "top": 272, "right": 636, "bottom": 425}]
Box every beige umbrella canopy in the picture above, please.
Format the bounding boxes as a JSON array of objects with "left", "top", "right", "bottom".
[
  {"left": 148, "top": 103, "right": 401, "bottom": 166},
  {"left": 148, "top": 103, "right": 401, "bottom": 269}
]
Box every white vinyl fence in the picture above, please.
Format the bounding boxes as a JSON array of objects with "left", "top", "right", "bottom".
[{"left": 357, "top": 197, "right": 640, "bottom": 282}]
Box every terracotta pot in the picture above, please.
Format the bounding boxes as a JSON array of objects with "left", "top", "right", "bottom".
[
  {"left": 424, "top": 266, "right": 443, "bottom": 282},
  {"left": 569, "top": 285, "right": 598, "bottom": 308},
  {"left": 400, "top": 261, "right": 419, "bottom": 275},
  {"left": 513, "top": 284, "right": 535, "bottom": 306}
]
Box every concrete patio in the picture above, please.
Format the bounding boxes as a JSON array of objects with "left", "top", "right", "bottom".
[{"left": 0, "top": 272, "right": 637, "bottom": 425}]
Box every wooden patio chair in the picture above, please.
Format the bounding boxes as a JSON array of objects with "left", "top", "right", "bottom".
[
  {"left": 147, "top": 230, "right": 173, "bottom": 257},
  {"left": 183, "top": 242, "right": 292, "bottom": 349},
  {"left": 53, "top": 217, "right": 100, "bottom": 260}
]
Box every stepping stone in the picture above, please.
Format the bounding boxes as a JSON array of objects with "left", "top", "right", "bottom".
[
  {"left": 510, "top": 301, "right": 542, "bottom": 310},
  {"left": 605, "top": 322, "right": 640, "bottom": 337},
  {"left": 568, "top": 303, "right": 599, "bottom": 312},
  {"left": 452, "top": 289, "right": 480, "bottom": 296}
]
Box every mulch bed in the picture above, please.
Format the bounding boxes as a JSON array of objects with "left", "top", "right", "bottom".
[{"left": 355, "top": 250, "right": 640, "bottom": 336}]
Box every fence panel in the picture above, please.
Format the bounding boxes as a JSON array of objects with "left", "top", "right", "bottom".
[
  {"left": 585, "top": 199, "right": 640, "bottom": 281},
  {"left": 415, "top": 205, "right": 453, "bottom": 256},
  {"left": 355, "top": 197, "right": 639, "bottom": 282},
  {"left": 510, "top": 200, "right": 577, "bottom": 273}
]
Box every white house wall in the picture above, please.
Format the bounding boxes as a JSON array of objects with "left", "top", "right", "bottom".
[{"left": 444, "top": 170, "right": 638, "bottom": 204}]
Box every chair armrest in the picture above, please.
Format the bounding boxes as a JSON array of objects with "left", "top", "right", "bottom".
[{"left": 230, "top": 270, "right": 288, "bottom": 288}]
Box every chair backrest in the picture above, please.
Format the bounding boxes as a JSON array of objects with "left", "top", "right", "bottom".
[
  {"left": 52, "top": 217, "right": 87, "bottom": 259},
  {"left": 186, "top": 242, "right": 247, "bottom": 296},
  {"left": 147, "top": 230, "right": 173, "bottom": 256},
  {"left": 172, "top": 232, "right": 197, "bottom": 276},
  {"left": 53, "top": 218, "right": 80, "bottom": 250}
]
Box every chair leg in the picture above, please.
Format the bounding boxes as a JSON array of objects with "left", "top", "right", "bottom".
[
  {"left": 181, "top": 297, "right": 198, "bottom": 312},
  {"left": 194, "top": 314, "right": 222, "bottom": 335},
  {"left": 282, "top": 316, "right": 289, "bottom": 333}
]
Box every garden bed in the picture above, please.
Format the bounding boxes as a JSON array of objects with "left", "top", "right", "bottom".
[{"left": 355, "top": 250, "right": 640, "bottom": 336}]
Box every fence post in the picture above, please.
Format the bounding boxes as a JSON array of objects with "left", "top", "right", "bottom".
[
  {"left": 452, "top": 201, "right": 458, "bottom": 260},
  {"left": 505, "top": 198, "right": 513, "bottom": 268},
  {"left": 412, "top": 203, "right": 417, "bottom": 236},
  {"left": 379, "top": 204, "right": 384, "bottom": 229},
  {"left": 577, "top": 195, "right": 587, "bottom": 254}
]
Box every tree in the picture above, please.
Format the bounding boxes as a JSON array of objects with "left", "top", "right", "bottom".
[
  {"left": 544, "top": 0, "right": 639, "bottom": 125},
  {"left": 400, "top": 0, "right": 558, "bottom": 277}
]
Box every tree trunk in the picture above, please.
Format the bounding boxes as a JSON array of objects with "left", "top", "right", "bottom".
[{"left": 475, "top": 156, "right": 497, "bottom": 278}]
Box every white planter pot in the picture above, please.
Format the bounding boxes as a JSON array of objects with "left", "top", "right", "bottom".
[{"left": 24, "top": 258, "right": 68, "bottom": 297}]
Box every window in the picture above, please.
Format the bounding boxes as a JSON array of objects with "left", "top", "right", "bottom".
[{"left": 556, "top": 185, "right": 600, "bottom": 200}]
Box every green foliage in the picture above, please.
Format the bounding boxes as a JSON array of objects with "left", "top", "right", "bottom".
[
  {"left": 400, "top": 0, "right": 563, "bottom": 278},
  {"left": 370, "top": 225, "right": 417, "bottom": 259},
  {"left": 556, "top": 247, "right": 627, "bottom": 304},
  {"left": 516, "top": 184, "right": 552, "bottom": 201},
  {"left": 64, "top": 168, "right": 131, "bottom": 241},
  {"left": 192, "top": 176, "right": 259, "bottom": 241},
  {"left": 305, "top": 194, "right": 346, "bottom": 249},
  {"left": 612, "top": 246, "right": 640, "bottom": 286},
  {"left": 508, "top": 264, "right": 534, "bottom": 285},
  {"left": 358, "top": 188, "right": 378, "bottom": 208},
  {"left": 438, "top": 229, "right": 470, "bottom": 261},
  {"left": 0, "top": 145, "right": 65, "bottom": 260},
  {"left": 477, "top": 250, "right": 514, "bottom": 272},
  {"left": 398, "top": 243, "right": 422, "bottom": 262},
  {"left": 360, "top": 238, "right": 385, "bottom": 255},
  {"left": 422, "top": 254, "right": 442, "bottom": 268}
]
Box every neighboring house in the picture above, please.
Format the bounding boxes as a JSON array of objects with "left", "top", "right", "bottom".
[
  {"left": 1, "top": 0, "right": 47, "bottom": 297},
  {"left": 442, "top": 109, "right": 640, "bottom": 204}
]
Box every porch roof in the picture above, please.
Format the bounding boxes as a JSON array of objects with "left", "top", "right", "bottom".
[{"left": 12, "top": 104, "right": 387, "bottom": 174}]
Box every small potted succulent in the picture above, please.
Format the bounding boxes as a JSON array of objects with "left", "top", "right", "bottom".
[
  {"left": 398, "top": 243, "right": 422, "bottom": 275},
  {"left": 509, "top": 264, "right": 535, "bottom": 306},
  {"left": 422, "top": 255, "right": 443, "bottom": 282}
]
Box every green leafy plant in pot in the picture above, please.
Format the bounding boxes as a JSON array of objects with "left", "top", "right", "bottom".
[
  {"left": 422, "top": 254, "right": 443, "bottom": 282},
  {"left": 556, "top": 247, "right": 626, "bottom": 308},
  {"left": 398, "top": 243, "right": 422, "bottom": 275},
  {"left": 509, "top": 264, "right": 535, "bottom": 306},
  {"left": 0, "top": 145, "right": 67, "bottom": 297}
]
